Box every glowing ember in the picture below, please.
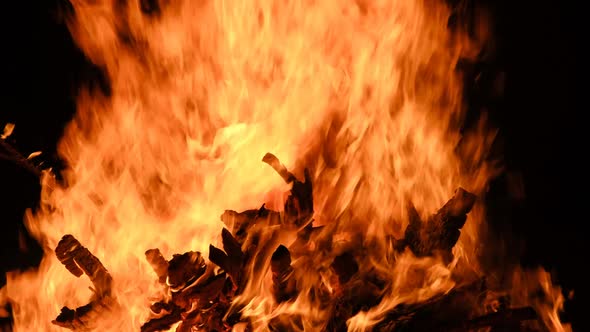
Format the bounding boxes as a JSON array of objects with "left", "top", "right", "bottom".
[{"left": 1, "top": 0, "right": 571, "bottom": 331}]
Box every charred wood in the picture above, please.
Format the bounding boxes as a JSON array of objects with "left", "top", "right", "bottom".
[
  {"left": 167, "top": 251, "right": 207, "bottom": 292},
  {"left": 49, "top": 154, "right": 550, "bottom": 332},
  {"left": 331, "top": 252, "right": 359, "bottom": 285},
  {"left": 221, "top": 205, "right": 282, "bottom": 245},
  {"left": 376, "top": 306, "right": 537, "bottom": 332},
  {"left": 52, "top": 235, "right": 115, "bottom": 331},
  {"left": 208, "top": 228, "right": 245, "bottom": 289},
  {"left": 398, "top": 188, "right": 476, "bottom": 262},
  {"left": 464, "top": 306, "right": 538, "bottom": 331},
  {"left": 263, "top": 153, "right": 313, "bottom": 226},
  {"left": 0, "top": 138, "right": 41, "bottom": 178},
  {"left": 145, "top": 249, "right": 169, "bottom": 284},
  {"left": 326, "top": 253, "right": 382, "bottom": 332},
  {"left": 270, "top": 245, "right": 297, "bottom": 303},
  {"left": 140, "top": 305, "right": 182, "bottom": 332},
  {"left": 54, "top": 235, "right": 113, "bottom": 297}
]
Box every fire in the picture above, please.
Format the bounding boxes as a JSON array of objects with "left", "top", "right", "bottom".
[{"left": 1, "top": 0, "right": 570, "bottom": 331}]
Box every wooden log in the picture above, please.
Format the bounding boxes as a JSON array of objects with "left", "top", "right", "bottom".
[
  {"left": 375, "top": 306, "right": 537, "bottom": 332},
  {"left": 262, "top": 153, "right": 313, "bottom": 226},
  {"left": 270, "top": 245, "right": 297, "bottom": 303},
  {"left": 325, "top": 253, "right": 382, "bottom": 332},
  {"left": 166, "top": 251, "right": 206, "bottom": 292},
  {"left": 145, "top": 249, "right": 168, "bottom": 284},
  {"left": 140, "top": 305, "right": 182, "bottom": 332},
  {"left": 462, "top": 306, "right": 537, "bottom": 331},
  {"left": 221, "top": 205, "right": 281, "bottom": 244},
  {"left": 54, "top": 235, "right": 112, "bottom": 296},
  {"left": 52, "top": 301, "right": 114, "bottom": 331},
  {"left": 0, "top": 138, "right": 41, "bottom": 178},
  {"left": 373, "top": 278, "right": 486, "bottom": 331},
  {"left": 398, "top": 188, "right": 476, "bottom": 262},
  {"left": 208, "top": 229, "right": 244, "bottom": 289},
  {"left": 331, "top": 252, "right": 359, "bottom": 285},
  {"left": 52, "top": 234, "right": 115, "bottom": 330}
]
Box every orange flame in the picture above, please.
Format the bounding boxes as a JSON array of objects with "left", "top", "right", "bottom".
[{"left": 1, "top": 0, "right": 570, "bottom": 331}]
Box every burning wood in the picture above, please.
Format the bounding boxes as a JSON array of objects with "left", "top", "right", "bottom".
[
  {"left": 52, "top": 235, "right": 116, "bottom": 331},
  {"left": 397, "top": 187, "right": 477, "bottom": 263},
  {"left": 270, "top": 245, "right": 297, "bottom": 304},
  {"left": 262, "top": 152, "right": 314, "bottom": 226},
  {"left": 145, "top": 249, "right": 169, "bottom": 284},
  {"left": 50, "top": 154, "right": 545, "bottom": 331}
]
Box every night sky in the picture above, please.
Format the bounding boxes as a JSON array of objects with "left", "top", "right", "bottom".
[{"left": 0, "top": 0, "right": 585, "bottom": 330}]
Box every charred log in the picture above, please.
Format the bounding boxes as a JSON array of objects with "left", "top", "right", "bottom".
[
  {"left": 372, "top": 278, "right": 523, "bottom": 331},
  {"left": 221, "top": 205, "right": 282, "bottom": 245},
  {"left": 326, "top": 252, "right": 383, "bottom": 332},
  {"left": 145, "top": 249, "right": 169, "bottom": 284},
  {"left": 140, "top": 305, "right": 182, "bottom": 332},
  {"left": 0, "top": 138, "right": 41, "bottom": 178},
  {"left": 270, "top": 245, "right": 297, "bottom": 303},
  {"left": 55, "top": 235, "right": 113, "bottom": 296},
  {"left": 167, "top": 251, "right": 207, "bottom": 292},
  {"left": 331, "top": 252, "right": 359, "bottom": 285},
  {"left": 208, "top": 228, "right": 245, "bottom": 289},
  {"left": 377, "top": 306, "right": 538, "bottom": 332},
  {"left": 397, "top": 188, "right": 476, "bottom": 262},
  {"left": 52, "top": 234, "right": 115, "bottom": 330},
  {"left": 263, "top": 153, "right": 313, "bottom": 226}
]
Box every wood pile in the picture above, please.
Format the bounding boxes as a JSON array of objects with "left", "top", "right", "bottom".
[{"left": 52, "top": 153, "right": 540, "bottom": 331}]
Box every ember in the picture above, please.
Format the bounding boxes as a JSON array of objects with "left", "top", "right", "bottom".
[{"left": 0, "top": 0, "right": 573, "bottom": 331}]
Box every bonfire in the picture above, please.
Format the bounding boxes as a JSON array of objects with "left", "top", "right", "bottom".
[{"left": 0, "top": 0, "right": 571, "bottom": 331}]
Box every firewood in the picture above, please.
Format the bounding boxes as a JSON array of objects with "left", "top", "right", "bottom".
[
  {"left": 149, "top": 301, "right": 177, "bottom": 315},
  {"left": 50, "top": 154, "right": 551, "bottom": 332},
  {"left": 145, "top": 249, "right": 169, "bottom": 284},
  {"left": 221, "top": 205, "right": 282, "bottom": 244},
  {"left": 140, "top": 305, "right": 182, "bottom": 332},
  {"left": 175, "top": 272, "right": 228, "bottom": 306},
  {"left": 270, "top": 245, "right": 297, "bottom": 303},
  {"left": 52, "top": 301, "right": 115, "bottom": 331},
  {"left": 261, "top": 153, "right": 296, "bottom": 184},
  {"left": 166, "top": 251, "right": 207, "bottom": 292},
  {"left": 54, "top": 235, "right": 112, "bottom": 296},
  {"left": 373, "top": 278, "right": 486, "bottom": 331},
  {"left": 52, "top": 235, "right": 115, "bottom": 331},
  {"left": 208, "top": 229, "right": 245, "bottom": 288},
  {"left": 398, "top": 188, "right": 476, "bottom": 262},
  {"left": 331, "top": 252, "right": 359, "bottom": 285},
  {"left": 325, "top": 252, "right": 384, "bottom": 331},
  {"left": 0, "top": 138, "right": 41, "bottom": 178},
  {"left": 378, "top": 306, "right": 538, "bottom": 332},
  {"left": 262, "top": 153, "right": 313, "bottom": 226},
  {"left": 463, "top": 306, "right": 538, "bottom": 331}
]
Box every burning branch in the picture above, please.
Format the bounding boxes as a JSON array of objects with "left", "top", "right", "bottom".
[
  {"left": 0, "top": 138, "right": 41, "bottom": 178},
  {"left": 52, "top": 235, "right": 115, "bottom": 331}
]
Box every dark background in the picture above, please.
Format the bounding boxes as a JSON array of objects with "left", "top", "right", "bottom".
[{"left": 0, "top": 0, "right": 585, "bottom": 330}]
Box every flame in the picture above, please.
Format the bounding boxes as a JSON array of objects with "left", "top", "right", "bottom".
[{"left": 2, "top": 0, "right": 570, "bottom": 331}]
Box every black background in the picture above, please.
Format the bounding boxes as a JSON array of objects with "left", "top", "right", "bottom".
[{"left": 0, "top": 0, "right": 585, "bottom": 330}]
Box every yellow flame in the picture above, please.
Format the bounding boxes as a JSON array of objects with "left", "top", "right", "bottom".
[{"left": 1, "top": 0, "right": 570, "bottom": 331}]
